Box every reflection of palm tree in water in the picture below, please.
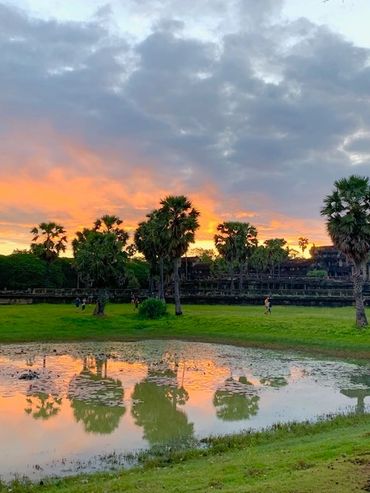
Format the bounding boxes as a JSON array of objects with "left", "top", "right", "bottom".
[
  {"left": 24, "top": 355, "right": 62, "bottom": 421},
  {"left": 341, "top": 374, "right": 370, "bottom": 414},
  {"left": 68, "top": 356, "right": 125, "bottom": 434},
  {"left": 213, "top": 377, "right": 260, "bottom": 421},
  {"left": 131, "top": 358, "right": 193, "bottom": 446},
  {"left": 24, "top": 392, "right": 62, "bottom": 420}
]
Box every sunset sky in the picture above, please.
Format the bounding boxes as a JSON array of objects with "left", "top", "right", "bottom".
[{"left": 1, "top": 0, "right": 370, "bottom": 254}]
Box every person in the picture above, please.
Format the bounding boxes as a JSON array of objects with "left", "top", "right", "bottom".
[
  {"left": 131, "top": 294, "right": 140, "bottom": 310},
  {"left": 75, "top": 297, "right": 81, "bottom": 308},
  {"left": 81, "top": 298, "right": 87, "bottom": 311},
  {"left": 264, "top": 295, "right": 272, "bottom": 315}
]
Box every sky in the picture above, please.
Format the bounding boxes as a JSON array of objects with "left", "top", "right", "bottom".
[{"left": 0, "top": 0, "right": 370, "bottom": 254}]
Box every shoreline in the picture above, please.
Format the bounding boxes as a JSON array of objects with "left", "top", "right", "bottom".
[{"left": 1, "top": 412, "right": 369, "bottom": 491}]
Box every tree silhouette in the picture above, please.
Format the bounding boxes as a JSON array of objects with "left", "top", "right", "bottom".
[
  {"left": 298, "top": 237, "right": 309, "bottom": 257},
  {"left": 321, "top": 175, "right": 370, "bottom": 326},
  {"left": 73, "top": 215, "right": 129, "bottom": 315},
  {"left": 158, "top": 196, "right": 200, "bottom": 315},
  {"left": 30, "top": 222, "right": 67, "bottom": 262},
  {"left": 215, "top": 222, "right": 258, "bottom": 291},
  {"left": 135, "top": 210, "right": 169, "bottom": 300},
  {"left": 264, "top": 238, "right": 289, "bottom": 278}
]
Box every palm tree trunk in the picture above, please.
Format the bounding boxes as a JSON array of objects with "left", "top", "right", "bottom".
[
  {"left": 239, "top": 264, "right": 244, "bottom": 292},
  {"left": 149, "top": 274, "right": 154, "bottom": 296},
  {"left": 159, "top": 256, "right": 165, "bottom": 301},
  {"left": 94, "top": 289, "right": 106, "bottom": 316},
  {"left": 229, "top": 264, "right": 234, "bottom": 293},
  {"left": 353, "top": 263, "right": 368, "bottom": 327},
  {"left": 173, "top": 257, "right": 182, "bottom": 316}
]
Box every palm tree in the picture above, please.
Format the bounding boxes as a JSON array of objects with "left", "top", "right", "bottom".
[
  {"left": 214, "top": 222, "right": 258, "bottom": 291},
  {"left": 30, "top": 222, "right": 67, "bottom": 262},
  {"left": 298, "top": 237, "right": 309, "bottom": 257},
  {"left": 94, "top": 215, "right": 129, "bottom": 243},
  {"left": 73, "top": 215, "right": 128, "bottom": 315},
  {"left": 135, "top": 210, "right": 169, "bottom": 300},
  {"left": 159, "top": 196, "right": 200, "bottom": 315},
  {"left": 321, "top": 175, "right": 370, "bottom": 327}
]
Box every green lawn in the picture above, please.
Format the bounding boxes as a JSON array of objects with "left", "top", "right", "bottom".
[
  {"left": 2, "top": 414, "right": 370, "bottom": 493},
  {"left": 0, "top": 303, "right": 370, "bottom": 358}
]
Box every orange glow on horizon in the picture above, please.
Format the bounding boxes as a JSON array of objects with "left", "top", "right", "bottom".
[{"left": 0, "top": 126, "right": 330, "bottom": 255}]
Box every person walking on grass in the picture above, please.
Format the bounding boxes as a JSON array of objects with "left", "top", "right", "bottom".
[
  {"left": 131, "top": 294, "right": 140, "bottom": 310},
  {"left": 264, "top": 295, "right": 272, "bottom": 315}
]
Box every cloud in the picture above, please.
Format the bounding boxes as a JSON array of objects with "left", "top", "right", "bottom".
[{"left": 1, "top": 0, "right": 370, "bottom": 253}]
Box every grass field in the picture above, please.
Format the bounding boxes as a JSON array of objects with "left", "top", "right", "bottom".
[{"left": 0, "top": 303, "right": 369, "bottom": 359}]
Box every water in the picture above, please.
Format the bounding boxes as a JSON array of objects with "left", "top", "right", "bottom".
[{"left": 0, "top": 340, "right": 369, "bottom": 481}]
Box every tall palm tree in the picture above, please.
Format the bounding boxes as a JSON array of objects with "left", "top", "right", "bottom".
[
  {"left": 30, "top": 222, "right": 67, "bottom": 262},
  {"left": 135, "top": 210, "right": 169, "bottom": 300},
  {"left": 159, "top": 196, "right": 200, "bottom": 315},
  {"left": 321, "top": 175, "right": 370, "bottom": 327}
]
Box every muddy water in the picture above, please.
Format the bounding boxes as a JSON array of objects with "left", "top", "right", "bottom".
[{"left": 0, "top": 340, "right": 369, "bottom": 480}]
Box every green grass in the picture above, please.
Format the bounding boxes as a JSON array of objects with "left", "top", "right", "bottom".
[
  {"left": 1, "top": 303, "right": 370, "bottom": 358},
  {"left": 2, "top": 413, "right": 370, "bottom": 493}
]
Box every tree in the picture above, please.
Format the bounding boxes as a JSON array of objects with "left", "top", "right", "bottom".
[
  {"left": 30, "top": 222, "right": 67, "bottom": 262},
  {"left": 125, "top": 259, "right": 150, "bottom": 289},
  {"left": 249, "top": 245, "right": 269, "bottom": 278},
  {"left": 321, "top": 175, "right": 370, "bottom": 327},
  {"left": 298, "top": 237, "right": 309, "bottom": 257},
  {"left": 0, "top": 252, "right": 76, "bottom": 289},
  {"left": 73, "top": 215, "right": 128, "bottom": 316},
  {"left": 264, "top": 238, "right": 289, "bottom": 278},
  {"left": 189, "top": 248, "right": 216, "bottom": 264},
  {"left": 158, "top": 196, "right": 200, "bottom": 315},
  {"left": 215, "top": 222, "right": 258, "bottom": 291},
  {"left": 93, "top": 214, "right": 129, "bottom": 242},
  {"left": 135, "top": 210, "right": 169, "bottom": 300}
]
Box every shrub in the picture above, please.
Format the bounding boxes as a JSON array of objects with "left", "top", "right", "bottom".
[
  {"left": 138, "top": 298, "right": 167, "bottom": 319},
  {"left": 307, "top": 269, "right": 328, "bottom": 278}
]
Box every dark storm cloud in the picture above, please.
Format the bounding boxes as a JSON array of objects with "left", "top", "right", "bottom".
[{"left": 1, "top": 0, "right": 370, "bottom": 232}]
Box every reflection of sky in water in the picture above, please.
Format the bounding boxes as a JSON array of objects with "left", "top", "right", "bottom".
[{"left": 0, "top": 340, "right": 369, "bottom": 481}]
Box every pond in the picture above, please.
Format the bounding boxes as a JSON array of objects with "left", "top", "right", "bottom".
[{"left": 0, "top": 340, "right": 369, "bottom": 481}]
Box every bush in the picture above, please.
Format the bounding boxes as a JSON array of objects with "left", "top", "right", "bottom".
[
  {"left": 138, "top": 298, "right": 167, "bottom": 319},
  {"left": 307, "top": 269, "right": 328, "bottom": 278}
]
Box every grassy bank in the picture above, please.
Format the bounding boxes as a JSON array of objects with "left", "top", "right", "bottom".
[
  {"left": 0, "top": 303, "right": 369, "bottom": 358},
  {"left": 2, "top": 413, "right": 370, "bottom": 493}
]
